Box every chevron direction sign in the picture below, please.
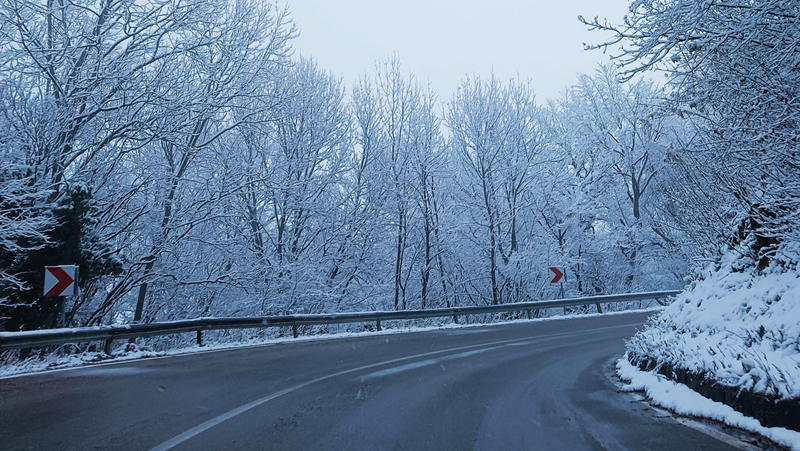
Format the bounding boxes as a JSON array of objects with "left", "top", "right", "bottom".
[
  {"left": 44, "top": 265, "right": 77, "bottom": 297},
  {"left": 549, "top": 267, "right": 564, "bottom": 284}
]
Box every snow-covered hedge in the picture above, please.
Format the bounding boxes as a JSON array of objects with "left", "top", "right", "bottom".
[{"left": 627, "top": 240, "right": 800, "bottom": 400}]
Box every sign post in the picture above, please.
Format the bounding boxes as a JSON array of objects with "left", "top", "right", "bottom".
[{"left": 549, "top": 267, "right": 566, "bottom": 313}]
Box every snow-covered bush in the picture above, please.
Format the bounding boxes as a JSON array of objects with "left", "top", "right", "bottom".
[{"left": 628, "top": 239, "right": 800, "bottom": 400}]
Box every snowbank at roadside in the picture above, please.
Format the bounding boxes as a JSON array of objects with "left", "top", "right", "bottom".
[
  {"left": 617, "top": 354, "right": 800, "bottom": 450},
  {"left": 627, "top": 242, "right": 800, "bottom": 400}
]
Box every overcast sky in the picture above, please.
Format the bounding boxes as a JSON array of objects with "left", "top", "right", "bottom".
[{"left": 285, "top": 0, "right": 631, "bottom": 103}]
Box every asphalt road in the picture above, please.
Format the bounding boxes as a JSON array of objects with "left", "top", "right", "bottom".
[{"left": 0, "top": 312, "right": 737, "bottom": 451}]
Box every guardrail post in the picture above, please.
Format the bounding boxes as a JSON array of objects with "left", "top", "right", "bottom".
[
  {"left": 453, "top": 313, "right": 459, "bottom": 324},
  {"left": 292, "top": 323, "right": 298, "bottom": 338},
  {"left": 196, "top": 330, "right": 203, "bottom": 346},
  {"left": 595, "top": 303, "right": 603, "bottom": 314},
  {"left": 104, "top": 338, "right": 113, "bottom": 356},
  {"left": 526, "top": 309, "right": 531, "bottom": 319},
  {"left": 376, "top": 319, "right": 382, "bottom": 331}
]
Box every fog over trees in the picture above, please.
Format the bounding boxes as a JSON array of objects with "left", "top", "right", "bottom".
[{"left": 1, "top": 0, "right": 795, "bottom": 333}]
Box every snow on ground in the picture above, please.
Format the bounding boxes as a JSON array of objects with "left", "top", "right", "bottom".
[
  {"left": 617, "top": 354, "right": 800, "bottom": 450},
  {"left": 627, "top": 242, "right": 800, "bottom": 400},
  {"left": 0, "top": 306, "right": 662, "bottom": 378}
]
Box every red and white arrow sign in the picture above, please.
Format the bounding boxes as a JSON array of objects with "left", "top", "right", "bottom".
[
  {"left": 549, "top": 267, "right": 564, "bottom": 284},
  {"left": 44, "top": 265, "right": 77, "bottom": 297}
]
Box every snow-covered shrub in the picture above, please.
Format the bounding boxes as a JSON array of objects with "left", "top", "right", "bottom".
[{"left": 628, "top": 240, "right": 800, "bottom": 400}]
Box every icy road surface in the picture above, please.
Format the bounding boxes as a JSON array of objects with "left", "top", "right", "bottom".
[{"left": 0, "top": 312, "right": 735, "bottom": 450}]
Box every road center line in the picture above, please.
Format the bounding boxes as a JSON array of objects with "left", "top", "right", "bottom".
[
  {"left": 150, "top": 322, "right": 636, "bottom": 451},
  {"left": 358, "top": 345, "right": 507, "bottom": 381}
]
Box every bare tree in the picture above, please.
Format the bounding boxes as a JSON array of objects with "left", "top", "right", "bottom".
[
  {"left": 570, "top": 66, "right": 668, "bottom": 289},
  {"left": 407, "top": 83, "right": 445, "bottom": 309},
  {"left": 582, "top": 0, "right": 800, "bottom": 269},
  {"left": 447, "top": 76, "right": 543, "bottom": 304}
]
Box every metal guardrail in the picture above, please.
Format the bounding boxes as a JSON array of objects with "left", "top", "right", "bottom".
[{"left": 0, "top": 290, "right": 679, "bottom": 354}]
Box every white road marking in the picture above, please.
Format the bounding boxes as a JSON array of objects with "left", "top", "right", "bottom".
[
  {"left": 64, "top": 367, "right": 153, "bottom": 377},
  {"left": 359, "top": 346, "right": 505, "bottom": 381}
]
